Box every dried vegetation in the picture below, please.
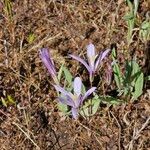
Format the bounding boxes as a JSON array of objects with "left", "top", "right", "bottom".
[{"left": 0, "top": 0, "right": 150, "bottom": 149}]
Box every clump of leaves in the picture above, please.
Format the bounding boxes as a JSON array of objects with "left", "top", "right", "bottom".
[
  {"left": 39, "top": 43, "right": 144, "bottom": 120},
  {"left": 112, "top": 48, "right": 144, "bottom": 101}
]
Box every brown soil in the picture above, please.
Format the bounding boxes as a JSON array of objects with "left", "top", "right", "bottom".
[{"left": 0, "top": 0, "right": 150, "bottom": 150}]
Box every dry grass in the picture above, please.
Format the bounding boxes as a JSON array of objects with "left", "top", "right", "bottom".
[{"left": 0, "top": 0, "right": 150, "bottom": 149}]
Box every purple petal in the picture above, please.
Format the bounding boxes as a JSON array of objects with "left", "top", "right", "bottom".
[
  {"left": 100, "top": 49, "right": 110, "bottom": 61},
  {"left": 86, "top": 43, "right": 96, "bottom": 58},
  {"left": 57, "top": 97, "right": 75, "bottom": 107},
  {"left": 43, "top": 48, "right": 55, "bottom": 66},
  {"left": 73, "top": 77, "right": 82, "bottom": 96},
  {"left": 71, "top": 107, "right": 78, "bottom": 119},
  {"left": 87, "top": 43, "right": 96, "bottom": 71},
  {"left": 69, "top": 54, "right": 91, "bottom": 73},
  {"left": 39, "top": 48, "right": 56, "bottom": 75},
  {"left": 95, "top": 49, "right": 110, "bottom": 70},
  {"left": 94, "top": 54, "right": 102, "bottom": 71},
  {"left": 81, "top": 87, "right": 96, "bottom": 103},
  {"left": 53, "top": 85, "right": 73, "bottom": 98}
]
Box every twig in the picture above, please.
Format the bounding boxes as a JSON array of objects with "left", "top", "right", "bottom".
[
  {"left": 78, "top": 121, "right": 103, "bottom": 148},
  {"left": 77, "top": 121, "right": 101, "bottom": 137},
  {"left": 110, "top": 111, "right": 121, "bottom": 150},
  {"left": 128, "top": 116, "right": 150, "bottom": 150},
  {"left": 3, "top": 40, "right": 9, "bottom": 67},
  {"left": 27, "top": 32, "right": 62, "bottom": 52},
  {"left": 12, "top": 122, "right": 40, "bottom": 150}
]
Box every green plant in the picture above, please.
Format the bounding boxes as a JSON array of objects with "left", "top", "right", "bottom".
[
  {"left": 80, "top": 94, "right": 101, "bottom": 117},
  {"left": 1, "top": 95, "right": 16, "bottom": 107},
  {"left": 124, "top": 0, "right": 139, "bottom": 46},
  {"left": 55, "top": 64, "right": 101, "bottom": 118},
  {"left": 112, "top": 48, "right": 144, "bottom": 100},
  {"left": 27, "top": 33, "right": 36, "bottom": 44},
  {"left": 3, "top": 0, "right": 13, "bottom": 21},
  {"left": 57, "top": 65, "right": 73, "bottom": 115}
]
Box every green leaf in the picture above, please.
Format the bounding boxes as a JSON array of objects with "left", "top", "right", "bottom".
[
  {"left": 130, "top": 60, "right": 141, "bottom": 86},
  {"left": 7, "top": 95, "right": 15, "bottom": 105},
  {"left": 57, "top": 102, "right": 69, "bottom": 114},
  {"left": 132, "top": 72, "right": 144, "bottom": 100},
  {"left": 133, "top": 0, "right": 139, "bottom": 16},
  {"left": 126, "top": 0, "right": 133, "bottom": 13},
  {"left": 1, "top": 97, "right": 7, "bottom": 107},
  {"left": 141, "top": 21, "right": 150, "bottom": 29},
  {"left": 139, "top": 20, "right": 150, "bottom": 42},
  {"left": 112, "top": 48, "right": 123, "bottom": 90},
  {"left": 80, "top": 95, "right": 101, "bottom": 117},
  {"left": 81, "top": 83, "right": 86, "bottom": 95},
  {"left": 100, "top": 96, "right": 122, "bottom": 105},
  {"left": 124, "top": 13, "right": 134, "bottom": 21},
  {"left": 58, "top": 64, "right": 64, "bottom": 81},
  {"left": 27, "top": 33, "right": 36, "bottom": 44},
  {"left": 147, "top": 75, "right": 150, "bottom": 81},
  {"left": 62, "top": 66, "right": 73, "bottom": 86}
]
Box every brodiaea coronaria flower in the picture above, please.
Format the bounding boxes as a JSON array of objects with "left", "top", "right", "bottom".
[
  {"left": 54, "top": 77, "right": 96, "bottom": 119},
  {"left": 69, "top": 43, "right": 110, "bottom": 82}
]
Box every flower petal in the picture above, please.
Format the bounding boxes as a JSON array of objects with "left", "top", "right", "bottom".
[
  {"left": 43, "top": 48, "right": 55, "bottom": 66},
  {"left": 71, "top": 107, "right": 78, "bottom": 119},
  {"left": 94, "top": 54, "right": 102, "bottom": 71},
  {"left": 53, "top": 85, "right": 73, "bottom": 98},
  {"left": 86, "top": 43, "right": 96, "bottom": 71},
  {"left": 73, "top": 77, "right": 82, "bottom": 96},
  {"left": 81, "top": 87, "right": 96, "bottom": 103},
  {"left": 69, "top": 54, "right": 91, "bottom": 73},
  {"left": 39, "top": 48, "right": 56, "bottom": 75},
  {"left": 95, "top": 49, "right": 110, "bottom": 70},
  {"left": 57, "top": 97, "right": 75, "bottom": 107},
  {"left": 86, "top": 43, "right": 96, "bottom": 58},
  {"left": 100, "top": 49, "right": 110, "bottom": 61}
]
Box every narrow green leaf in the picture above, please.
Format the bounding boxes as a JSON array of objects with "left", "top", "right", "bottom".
[
  {"left": 126, "top": 0, "right": 133, "bottom": 12},
  {"left": 57, "top": 64, "right": 64, "bottom": 81},
  {"left": 100, "top": 96, "right": 122, "bottom": 105},
  {"left": 112, "top": 48, "right": 123, "bottom": 90},
  {"left": 57, "top": 102, "right": 68, "bottom": 114},
  {"left": 1, "top": 98, "right": 7, "bottom": 107},
  {"left": 62, "top": 66, "right": 73, "bottom": 86},
  {"left": 7, "top": 95, "right": 15, "bottom": 104},
  {"left": 134, "top": 0, "right": 139, "bottom": 16},
  {"left": 147, "top": 75, "right": 150, "bottom": 80},
  {"left": 80, "top": 95, "right": 101, "bottom": 117},
  {"left": 132, "top": 72, "right": 144, "bottom": 100}
]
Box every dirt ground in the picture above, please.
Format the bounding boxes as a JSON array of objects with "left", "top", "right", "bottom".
[{"left": 0, "top": 0, "right": 150, "bottom": 150}]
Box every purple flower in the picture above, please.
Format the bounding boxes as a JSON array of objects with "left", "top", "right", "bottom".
[
  {"left": 39, "top": 48, "right": 59, "bottom": 84},
  {"left": 69, "top": 43, "right": 110, "bottom": 82},
  {"left": 54, "top": 77, "right": 96, "bottom": 119}
]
